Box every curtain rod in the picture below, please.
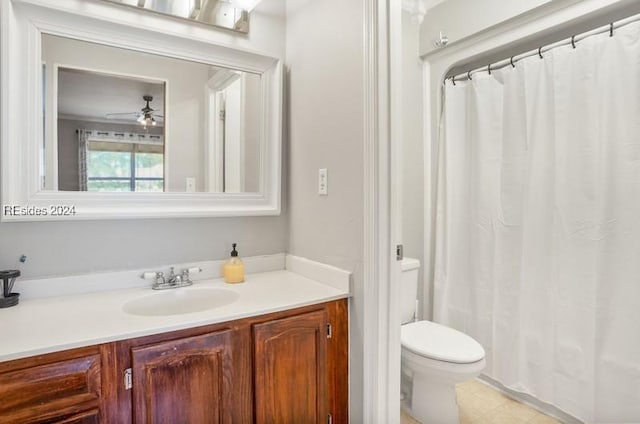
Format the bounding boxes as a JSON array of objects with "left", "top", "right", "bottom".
[{"left": 448, "top": 12, "right": 640, "bottom": 84}]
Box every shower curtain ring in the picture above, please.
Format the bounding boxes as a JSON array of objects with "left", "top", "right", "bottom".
[
  {"left": 467, "top": 70, "right": 472, "bottom": 80},
  {"left": 571, "top": 35, "right": 576, "bottom": 49},
  {"left": 487, "top": 64, "right": 491, "bottom": 75},
  {"left": 538, "top": 47, "right": 544, "bottom": 59},
  {"left": 510, "top": 56, "right": 515, "bottom": 68},
  {"left": 452, "top": 75, "right": 456, "bottom": 86},
  {"left": 610, "top": 23, "right": 614, "bottom": 37}
]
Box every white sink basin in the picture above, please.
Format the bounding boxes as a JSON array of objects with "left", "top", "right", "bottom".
[{"left": 123, "top": 288, "right": 239, "bottom": 316}]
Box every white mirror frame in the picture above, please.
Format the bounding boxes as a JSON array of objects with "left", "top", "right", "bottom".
[{"left": 0, "top": 0, "right": 282, "bottom": 221}]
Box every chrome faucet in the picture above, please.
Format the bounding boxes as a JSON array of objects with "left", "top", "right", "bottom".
[
  {"left": 142, "top": 267, "right": 201, "bottom": 290},
  {"left": 167, "top": 267, "right": 182, "bottom": 285}
]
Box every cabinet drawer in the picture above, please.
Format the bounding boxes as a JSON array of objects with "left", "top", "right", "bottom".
[{"left": 0, "top": 353, "right": 101, "bottom": 423}]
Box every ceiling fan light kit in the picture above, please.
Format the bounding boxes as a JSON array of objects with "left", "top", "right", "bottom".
[{"left": 106, "top": 94, "right": 163, "bottom": 127}]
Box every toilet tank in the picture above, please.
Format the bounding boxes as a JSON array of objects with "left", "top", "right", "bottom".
[{"left": 400, "top": 257, "right": 420, "bottom": 324}]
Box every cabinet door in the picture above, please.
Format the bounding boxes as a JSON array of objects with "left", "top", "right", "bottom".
[
  {"left": 131, "top": 330, "right": 234, "bottom": 424},
  {"left": 253, "top": 310, "right": 328, "bottom": 424}
]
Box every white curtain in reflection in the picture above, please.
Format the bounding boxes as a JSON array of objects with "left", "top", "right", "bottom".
[
  {"left": 78, "top": 129, "right": 89, "bottom": 191},
  {"left": 435, "top": 21, "right": 640, "bottom": 423}
]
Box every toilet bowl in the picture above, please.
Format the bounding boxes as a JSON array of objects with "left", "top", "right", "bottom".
[{"left": 400, "top": 258, "right": 486, "bottom": 424}]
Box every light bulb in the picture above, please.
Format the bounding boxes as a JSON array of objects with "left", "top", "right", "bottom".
[{"left": 228, "top": 0, "right": 262, "bottom": 12}]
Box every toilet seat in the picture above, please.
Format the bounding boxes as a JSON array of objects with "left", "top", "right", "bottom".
[{"left": 401, "top": 321, "right": 485, "bottom": 364}]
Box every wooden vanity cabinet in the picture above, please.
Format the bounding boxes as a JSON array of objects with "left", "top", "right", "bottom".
[
  {"left": 0, "top": 299, "right": 348, "bottom": 424},
  {"left": 117, "top": 300, "right": 348, "bottom": 424}
]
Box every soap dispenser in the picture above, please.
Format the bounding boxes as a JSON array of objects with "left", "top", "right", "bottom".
[{"left": 223, "top": 243, "right": 245, "bottom": 284}]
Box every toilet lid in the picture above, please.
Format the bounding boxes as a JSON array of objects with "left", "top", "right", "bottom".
[{"left": 401, "top": 321, "right": 485, "bottom": 364}]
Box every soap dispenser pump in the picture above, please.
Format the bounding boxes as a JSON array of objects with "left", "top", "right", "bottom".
[{"left": 223, "top": 243, "right": 245, "bottom": 284}]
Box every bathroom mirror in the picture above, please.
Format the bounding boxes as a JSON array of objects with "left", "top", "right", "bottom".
[
  {"left": 99, "top": 0, "right": 254, "bottom": 33},
  {"left": 1, "top": 0, "right": 282, "bottom": 220},
  {"left": 43, "top": 34, "right": 263, "bottom": 194}
]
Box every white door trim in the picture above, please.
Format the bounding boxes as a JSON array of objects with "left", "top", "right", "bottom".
[{"left": 363, "top": 0, "right": 402, "bottom": 422}]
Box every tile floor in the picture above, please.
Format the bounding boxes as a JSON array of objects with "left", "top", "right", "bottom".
[{"left": 401, "top": 379, "right": 563, "bottom": 424}]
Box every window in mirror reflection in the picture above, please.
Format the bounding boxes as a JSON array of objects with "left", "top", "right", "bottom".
[{"left": 84, "top": 135, "right": 164, "bottom": 192}]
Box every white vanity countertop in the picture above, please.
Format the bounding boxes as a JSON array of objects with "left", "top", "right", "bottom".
[{"left": 0, "top": 269, "right": 349, "bottom": 362}]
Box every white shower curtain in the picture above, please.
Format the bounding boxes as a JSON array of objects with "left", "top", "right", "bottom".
[{"left": 434, "top": 21, "right": 640, "bottom": 424}]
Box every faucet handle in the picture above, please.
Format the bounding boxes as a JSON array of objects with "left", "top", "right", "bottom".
[
  {"left": 141, "top": 271, "right": 164, "bottom": 283},
  {"left": 181, "top": 267, "right": 201, "bottom": 282},
  {"left": 181, "top": 268, "right": 190, "bottom": 280}
]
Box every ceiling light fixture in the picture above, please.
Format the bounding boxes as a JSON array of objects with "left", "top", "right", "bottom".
[
  {"left": 107, "top": 95, "right": 162, "bottom": 126},
  {"left": 137, "top": 112, "right": 157, "bottom": 127}
]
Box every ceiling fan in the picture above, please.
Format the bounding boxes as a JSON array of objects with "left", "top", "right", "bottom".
[{"left": 105, "top": 95, "right": 164, "bottom": 127}]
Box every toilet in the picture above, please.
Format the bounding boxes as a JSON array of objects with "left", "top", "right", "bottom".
[{"left": 400, "top": 258, "right": 486, "bottom": 424}]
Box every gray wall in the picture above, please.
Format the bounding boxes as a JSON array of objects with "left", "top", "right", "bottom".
[
  {"left": 285, "top": 0, "right": 364, "bottom": 420},
  {"left": 0, "top": 217, "right": 288, "bottom": 277},
  {"left": 0, "top": 0, "right": 287, "bottom": 278},
  {"left": 401, "top": 11, "right": 426, "bottom": 318}
]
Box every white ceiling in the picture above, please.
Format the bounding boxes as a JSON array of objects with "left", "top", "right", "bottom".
[{"left": 57, "top": 67, "right": 165, "bottom": 123}]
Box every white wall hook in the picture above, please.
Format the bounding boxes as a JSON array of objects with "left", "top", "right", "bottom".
[{"left": 434, "top": 30, "right": 449, "bottom": 48}]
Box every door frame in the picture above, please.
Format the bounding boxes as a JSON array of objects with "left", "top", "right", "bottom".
[{"left": 362, "top": 0, "right": 403, "bottom": 422}]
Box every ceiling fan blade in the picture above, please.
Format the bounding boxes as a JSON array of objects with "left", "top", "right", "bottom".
[{"left": 105, "top": 112, "right": 140, "bottom": 117}]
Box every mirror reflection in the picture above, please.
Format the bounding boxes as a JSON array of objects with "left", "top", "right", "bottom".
[
  {"left": 42, "top": 34, "right": 263, "bottom": 193},
  {"left": 101, "top": 0, "right": 258, "bottom": 33}
]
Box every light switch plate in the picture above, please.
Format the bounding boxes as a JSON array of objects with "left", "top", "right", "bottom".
[
  {"left": 318, "top": 168, "right": 328, "bottom": 195},
  {"left": 186, "top": 178, "right": 196, "bottom": 192}
]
